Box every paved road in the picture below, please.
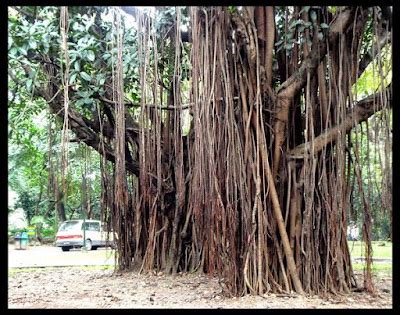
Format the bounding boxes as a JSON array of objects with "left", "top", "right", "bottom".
[
  {"left": 8, "top": 244, "right": 115, "bottom": 268},
  {"left": 352, "top": 257, "right": 392, "bottom": 264},
  {"left": 8, "top": 244, "right": 390, "bottom": 269}
]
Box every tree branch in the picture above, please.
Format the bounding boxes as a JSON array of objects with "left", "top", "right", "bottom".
[
  {"left": 358, "top": 30, "right": 391, "bottom": 78},
  {"left": 100, "top": 96, "right": 193, "bottom": 110},
  {"left": 287, "top": 85, "right": 392, "bottom": 159},
  {"left": 265, "top": 6, "right": 275, "bottom": 87},
  {"left": 277, "top": 7, "right": 356, "bottom": 99},
  {"left": 31, "top": 57, "right": 140, "bottom": 175},
  {"left": 49, "top": 98, "right": 140, "bottom": 175},
  {"left": 271, "top": 7, "right": 361, "bottom": 176}
]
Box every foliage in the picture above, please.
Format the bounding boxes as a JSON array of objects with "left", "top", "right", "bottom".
[
  {"left": 9, "top": 227, "right": 28, "bottom": 236},
  {"left": 40, "top": 226, "right": 56, "bottom": 238},
  {"left": 275, "top": 6, "right": 328, "bottom": 55},
  {"left": 9, "top": 6, "right": 141, "bottom": 120},
  {"left": 14, "top": 191, "right": 36, "bottom": 225},
  {"left": 352, "top": 44, "right": 392, "bottom": 100}
]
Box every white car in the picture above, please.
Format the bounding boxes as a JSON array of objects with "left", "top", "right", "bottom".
[{"left": 55, "top": 219, "right": 116, "bottom": 251}]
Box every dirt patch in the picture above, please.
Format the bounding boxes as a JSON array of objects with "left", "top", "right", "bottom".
[{"left": 8, "top": 268, "right": 392, "bottom": 308}]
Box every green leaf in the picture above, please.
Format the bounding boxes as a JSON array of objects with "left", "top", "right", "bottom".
[
  {"left": 72, "top": 22, "right": 79, "bottom": 31},
  {"left": 19, "top": 47, "right": 27, "bottom": 55},
  {"left": 26, "top": 79, "right": 33, "bottom": 91},
  {"left": 74, "top": 61, "right": 80, "bottom": 72},
  {"left": 42, "top": 41, "right": 49, "bottom": 53},
  {"left": 317, "top": 32, "right": 324, "bottom": 40},
  {"left": 328, "top": 6, "right": 337, "bottom": 14},
  {"left": 76, "top": 99, "right": 85, "bottom": 107},
  {"left": 69, "top": 73, "right": 77, "bottom": 85},
  {"left": 80, "top": 71, "right": 91, "bottom": 82},
  {"left": 29, "top": 69, "right": 36, "bottom": 79},
  {"left": 29, "top": 40, "right": 37, "bottom": 49},
  {"left": 86, "top": 50, "right": 95, "bottom": 62},
  {"left": 9, "top": 47, "right": 18, "bottom": 57},
  {"left": 320, "top": 23, "right": 329, "bottom": 29},
  {"left": 31, "top": 215, "right": 46, "bottom": 225},
  {"left": 84, "top": 98, "right": 92, "bottom": 105},
  {"left": 228, "top": 6, "right": 237, "bottom": 14},
  {"left": 310, "top": 11, "right": 317, "bottom": 21},
  {"left": 8, "top": 36, "right": 13, "bottom": 50}
]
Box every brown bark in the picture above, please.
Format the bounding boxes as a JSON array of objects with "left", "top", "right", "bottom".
[
  {"left": 277, "top": 7, "right": 356, "bottom": 98},
  {"left": 272, "top": 7, "right": 359, "bottom": 176},
  {"left": 259, "top": 134, "right": 304, "bottom": 294},
  {"left": 56, "top": 188, "right": 67, "bottom": 222},
  {"left": 262, "top": 6, "right": 275, "bottom": 88},
  {"left": 288, "top": 85, "right": 392, "bottom": 158}
]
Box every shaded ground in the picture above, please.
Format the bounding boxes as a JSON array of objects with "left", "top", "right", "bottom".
[{"left": 8, "top": 267, "right": 392, "bottom": 309}]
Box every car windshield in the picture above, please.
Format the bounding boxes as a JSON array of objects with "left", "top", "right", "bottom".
[{"left": 59, "top": 221, "right": 81, "bottom": 231}]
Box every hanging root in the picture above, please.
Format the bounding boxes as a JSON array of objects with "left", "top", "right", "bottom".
[{"left": 100, "top": 6, "right": 391, "bottom": 297}]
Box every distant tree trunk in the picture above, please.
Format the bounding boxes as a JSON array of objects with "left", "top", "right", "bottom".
[
  {"left": 82, "top": 173, "right": 88, "bottom": 218},
  {"left": 46, "top": 115, "right": 54, "bottom": 220},
  {"left": 56, "top": 188, "right": 67, "bottom": 223},
  {"left": 35, "top": 179, "right": 43, "bottom": 217}
]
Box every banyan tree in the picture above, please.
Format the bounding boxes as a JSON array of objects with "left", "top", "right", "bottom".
[{"left": 8, "top": 6, "right": 392, "bottom": 296}]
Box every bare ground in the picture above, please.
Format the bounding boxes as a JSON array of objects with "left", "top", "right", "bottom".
[{"left": 8, "top": 268, "right": 392, "bottom": 309}]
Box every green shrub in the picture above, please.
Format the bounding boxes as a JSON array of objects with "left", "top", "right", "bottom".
[
  {"left": 42, "top": 228, "right": 55, "bottom": 238},
  {"left": 9, "top": 227, "right": 27, "bottom": 235}
]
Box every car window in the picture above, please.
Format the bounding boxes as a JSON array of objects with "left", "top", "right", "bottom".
[
  {"left": 82, "top": 222, "right": 101, "bottom": 231},
  {"left": 90, "top": 222, "right": 100, "bottom": 232},
  {"left": 82, "top": 222, "right": 90, "bottom": 230},
  {"left": 59, "top": 221, "right": 80, "bottom": 231}
]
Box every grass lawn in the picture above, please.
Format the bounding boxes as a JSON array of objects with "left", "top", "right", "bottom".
[
  {"left": 352, "top": 262, "right": 392, "bottom": 274},
  {"left": 348, "top": 241, "right": 392, "bottom": 258},
  {"left": 349, "top": 241, "right": 392, "bottom": 275}
]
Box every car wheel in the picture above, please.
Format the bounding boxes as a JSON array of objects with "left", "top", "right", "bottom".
[
  {"left": 62, "top": 246, "right": 71, "bottom": 252},
  {"left": 84, "top": 239, "right": 92, "bottom": 251},
  {"left": 92, "top": 246, "right": 98, "bottom": 250}
]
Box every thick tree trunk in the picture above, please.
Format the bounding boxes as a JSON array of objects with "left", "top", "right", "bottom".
[{"left": 25, "top": 5, "right": 390, "bottom": 297}]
